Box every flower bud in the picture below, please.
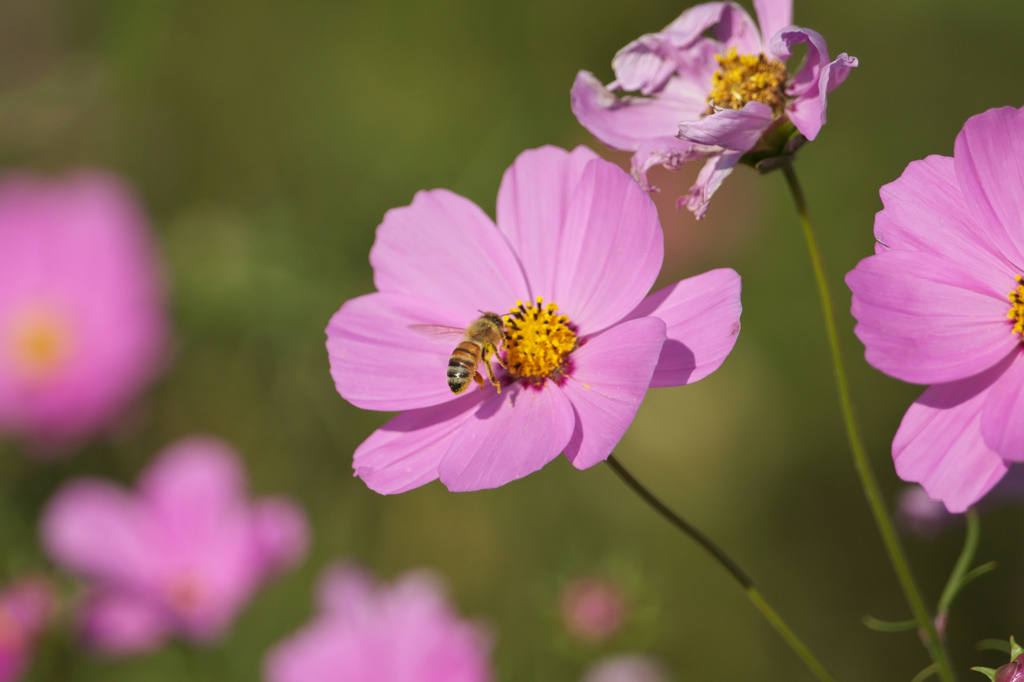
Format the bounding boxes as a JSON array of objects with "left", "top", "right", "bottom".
[{"left": 995, "top": 658, "right": 1024, "bottom": 682}]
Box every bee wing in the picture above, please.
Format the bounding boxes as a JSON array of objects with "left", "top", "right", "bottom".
[{"left": 408, "top": 324, "right": 465, "bottom": 343}]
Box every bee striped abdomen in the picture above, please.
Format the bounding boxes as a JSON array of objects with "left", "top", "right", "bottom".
[{"left": 447, "top": 342, "right": 481, "bottom": 394}]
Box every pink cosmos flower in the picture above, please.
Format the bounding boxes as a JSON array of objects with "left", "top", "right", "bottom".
[
  {"left": 582, "top": 654, "right": 667, "bottom": 682},
  {"left": 40, "top": 436, "right": 309, "bottom": 654},
  {"left": 571, "top": 0, "right": 857, "bottom": 218},
  {"left": 558, "top": 577, "right": 627, "bottom": 644},
  {"left": 264, "top": 563, "right": 493, "bottom": 682},
  {"left": 846, "top": 105, "right": 1024, "bottom": 513},
  {"left": 326, "top": 145, "right": 742, "bottom": 493},
  {"left": 0, "top": 172, "right": 169, "bottom": 452},
  {"left": 0, "top": 578, "right": 53, "bottom": 682}
]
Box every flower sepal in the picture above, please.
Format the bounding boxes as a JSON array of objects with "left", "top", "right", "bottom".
[
  {"left": 738, "top": 118, "right": 806, "bottom": 173},
  {"left": 972, "top": 637, "right": 1024, "bottom": 682}
]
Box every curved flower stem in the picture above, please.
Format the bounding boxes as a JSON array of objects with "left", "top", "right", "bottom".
[
  {"left": 937, "top": 508, "right": 980, "bottom": 619},
  {"left": 780, "top": 161, "right": 956, "bottom": 682},
  {"left": 606, "top": 454, "right": 838, "bottom": 682}
]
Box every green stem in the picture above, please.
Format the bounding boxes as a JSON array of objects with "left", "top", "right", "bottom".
[
  {"left": 780, "top": 161, "right": 956, "bottom": 682},
  {"left": 606, "top": 454, "right": 837, "bottom": 682},
  {"left": 937, "top": 509, "right": 980, "bottom": 617}
]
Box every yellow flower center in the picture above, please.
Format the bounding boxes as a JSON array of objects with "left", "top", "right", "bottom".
[
  {"left": 503, "top": 297, "right": 577, "bottom": 384},
  {"left": 706, "top": 47, "right": 788, "bottom": 116},
  {"left": 1008, "top": 275, "right": 1024, "bottom": 338},
  {"left": 6, "top": 308, "right": 72, "bottom": 381}
]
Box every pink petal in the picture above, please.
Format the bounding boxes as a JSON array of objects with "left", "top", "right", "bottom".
[
  {"left": 753, "top": 0, "right": 793, "bottom": 52},
  {"left": 570, "top": 71, "right": 704, "bottom": 152},
  {"left": 40, "top": 480, "right": 158, "bottom": 586},
  {"left": 874, "top": 155, "right": 1015, "bottom": 280},
  {"left": 583, "top": 655, "right": 667, "bottom": 682},
  {"left": 138, "top": 437, "right": 247, "bottom": 542},
  {"left": 369, "top": 189, "right": 529, "bottom": 312},
  {"left": 631, "top": 137, "right": 706, "bottom": 193},
  {"left": 981, "top": 349, "right": 1024, "bottom": 460},
  {"left": 252, "top": 498, "right": 310, "bottom": 576},
  {"left": 495, "top": 145, "right": 600, "bottom": 300},
  {"left": 438, "top": 382, "right": 575, "bottom": 492},
  {"left": 954, "top": 106, "right": 1024, "bottom": 268},
  {"left": 77, "top": 589, "right": 170, "bottom": 655},
  {"left": 0, "top": 579, "right": 53, "bottom": 636},
  {"left": 663, "top": 3, "right": 732, "bottom": 48},
  {"left": 770, "top": 27, "right": 828, "bottom": 98},
  {"left": 316, "top": 564, "right": 377, "bottom": 614},
  {"left": 771, "top": 28, "right": 857, "bottom": 141},
  {"left": 353, "top": 391, "right": 486, "bottom": 494},
  {"left": 552, "top": 159, "right": 663, "bottom": 335},
  {"left": 894, "top": 361, "right": 1012, "bottom": 513},
  {"left": 562, "top": 317, "right": 666, "bottom": 470},
  {"left": 846, "top": 250, "right": 1017, "bottom": 384},
  {"left": 327, "top": 292, "right": 470, "bottom": 411},
  {"left": 711, "top": 3, "right": 764, "bottom": 54},
  {"left": 611, "top": 34, "right": 680, "bottom": 95},
  {"left": 681, "top": 151, "right": 743, "bottom": 219},
  {"left": 677, "top": 101, "right": 773, "bottom": 151},
  {"left": 621, "top": 268, "right": 742, "bottom": 387}
]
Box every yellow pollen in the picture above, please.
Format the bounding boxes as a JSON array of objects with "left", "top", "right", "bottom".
[
  {"left": 6, "top": 308, "right": 72, "bottom": 381},
  {"left": 1008, "top": 275, "right": 1024, "bottom": 338},
  {"left": 503, "top": 297, "right": 577, "bottom": 383},
  {"left": 706, "top": 47, "right": 788, "bottom": 116}
]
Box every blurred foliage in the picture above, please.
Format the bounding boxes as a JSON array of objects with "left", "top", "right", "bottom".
[{"left": 0, "top": 0, "right": 1023, "bottom": 680}]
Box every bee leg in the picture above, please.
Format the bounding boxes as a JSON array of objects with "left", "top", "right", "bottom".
[
  {"left": 492, "top": 343, "right": 507, "bottom": 369},
  {"left": 482, "top": 352, "right": 502, "bottom": 394},
  {"left": 473, "top": 372, "right": 485, "bottom": 391}
]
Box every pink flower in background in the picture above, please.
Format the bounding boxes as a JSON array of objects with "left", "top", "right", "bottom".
[
  {"left": 571, "top": 0, "right": 856, "bottom": 218},
  {"left": 0, "top": 578, "right": 53, "bottom": 682},
  {"left": 897, "top": 468, "right": 1024, "bottom": 538},
  {"left": 895, "top": 485, "right": 955, "bottom": 539},
  {"left": 0, "top": 172, "right": 169, "bottom": 452},
  {"left": 265, "top": 564, "right": 493, "bottom": 682},
  {"left": 327, "top": 145, "right": 742, "bottom": 493},
  {"left": 40, "top": 436, "right": 308, "bottom": 654},
  {"left": 582, "top": 654, "right": 667, "bottom": 682},
  {"left": 559, "top": 577, "right": 627, "bottom": 644},
  {"left": 847, "top": 105, "right": 1024, "bottom": 513}
]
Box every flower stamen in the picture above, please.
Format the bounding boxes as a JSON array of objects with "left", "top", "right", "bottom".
[
  {"left": 1008, "top": 275, "right": 1024, "bottom": 338},
  {"left": 503, "top": 297, "right": 577, "bottom": 384},
  {"left": 706, "top": 47, "right": 788, "bottom": 116},
  {"left": 5, "top": 307, "right": 72, "bottom": 381}
]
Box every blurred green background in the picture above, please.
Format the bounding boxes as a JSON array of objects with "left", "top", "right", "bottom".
[{"left": 0, "top": 0, "right": 1022, "bottom": 679}]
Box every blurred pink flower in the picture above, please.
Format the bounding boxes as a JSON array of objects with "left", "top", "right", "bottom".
[
  {"left": 582, "top": 654, "right": 667, "bottom": 682},
  {"left": 40, "top": 436, "right": 308, "bottom": 654},
  {"left": 896, "top": 485, "right": 956, "bottom": 539},
  {"left": 559, "top": 577, "right": 627, "bottom": 644},
  {"left": 897, "top": 467, "right": 1024, "bottom": 538},
  {"left": 265, "top": 564, "right": 493, "bottom": 682},
  {"left": 846, "top": 105, "right": 1024, "bottom": 513},
  {"left": 327, "top": 145, "right": 742, "bottom": 493},
  {"left": 0, "top": 172, "right": 169, "bottom": 452},
  {"left": 0, "top": 578, "right": 53, "bottom": 682},
  {"left": 571, "top": 0, "right": 856, "bottom": 218}
]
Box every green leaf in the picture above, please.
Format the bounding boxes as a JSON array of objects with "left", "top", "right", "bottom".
[
  {"left": 958, "top": 562, "right": 997, "bottom": 593},
  {"left": 971, "top": 666, "right": 998, "bottom": 681},
  {"left": 911, "top": 663, "right": 940, "bottom": 682},
  {"left": 976, "top": 639, "right": 1012, "bottom": 654},
  {"left": 861, "top": 615, "right": 917, "bottom": 632}
]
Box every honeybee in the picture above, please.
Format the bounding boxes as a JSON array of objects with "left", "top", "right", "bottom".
[{"left": 410, "top": 313, "right": 506, "bottom": 394}]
